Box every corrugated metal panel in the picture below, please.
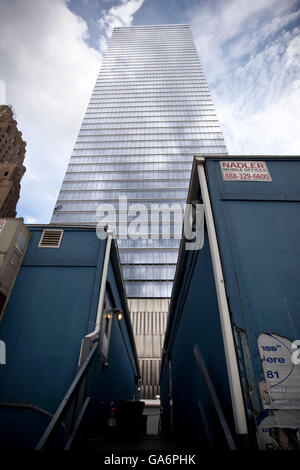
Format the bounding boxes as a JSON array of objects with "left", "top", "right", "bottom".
[
  {"left": 128, "top": 298, "right": 170, "bottom": 313},
  {"left": 141, "top": 385, "right": 160, "bottom": 400},
  {"left": 129, "top": 298, "right": 169, "bottom": 399},
  {"left": 139, "top": 359, "right": 161, "bottom": 385},
  {"left": 130, "top": 311, "right": 168, "bottom": 335},
  {"left": 135, "top": 334, "right": 164, "bottom": 358},
  {"left": 140, "top": 357, "right": 161, "bottom": 398}
]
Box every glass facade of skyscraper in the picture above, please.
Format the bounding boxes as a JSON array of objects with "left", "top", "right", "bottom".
[{"left": 51, "top": 24, "right": 227, "bottom": 299}]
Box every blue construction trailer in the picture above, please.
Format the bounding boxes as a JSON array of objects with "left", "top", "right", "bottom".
[
  {"left": 160, "top": 156, "right": 300, "bottom": 450},
  {"left": 0, "top": 225, "right": 140, "bottom": 449}
]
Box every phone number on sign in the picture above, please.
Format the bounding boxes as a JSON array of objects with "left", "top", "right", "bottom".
[{"left": 223, "top": 173, "right": 271, "bottom": 181}]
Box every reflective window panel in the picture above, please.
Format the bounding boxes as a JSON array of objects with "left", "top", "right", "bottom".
[{"left": 51, "top": 24, "right": 227, "bottom": 298}]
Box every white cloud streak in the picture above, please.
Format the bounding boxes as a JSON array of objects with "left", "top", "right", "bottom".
[
  {"left": 97, "top": 0, "right": 145, "bottom": 51},
  {"left": 99, "top": 0, "right": 145, "bottom": 36},
  {"left": 189, "top": 0, "right": 300, "bottom": 155}
]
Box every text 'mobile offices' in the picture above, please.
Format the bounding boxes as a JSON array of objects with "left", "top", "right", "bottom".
[{"left": 51, "top": 25, "right": 227, "bottom": 398}]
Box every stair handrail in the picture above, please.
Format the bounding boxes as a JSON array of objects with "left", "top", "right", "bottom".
[
  {"left": 35, "top": 341, "right": 99, "bottom": 450},
  {"left": 194, "top": 343, "right": 237, "bottom": 450}
]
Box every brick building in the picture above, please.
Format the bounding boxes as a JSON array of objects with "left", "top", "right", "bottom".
[{"left": 0, "top": 105, "right": 26, "bottom": 217}]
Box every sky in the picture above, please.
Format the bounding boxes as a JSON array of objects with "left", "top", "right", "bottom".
[{"left": 0, "top": 0, "right": 299, "bottom": 224}]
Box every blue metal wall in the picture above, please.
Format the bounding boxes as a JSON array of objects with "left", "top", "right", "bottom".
[
  {"left": 206, "top": 158, "right": 300, "bottom": 431},
  {"left": 161, "top": 230, "right": 233, "bottom": 446},
  {"left": 82, "top": 259, "right": 141, "bottom": 434},
  {"left": 161, "top": 157, "right": 300, "bottom": 449},
  {"left": 0, "top": 226, "right": 139, "bottom": 448}
]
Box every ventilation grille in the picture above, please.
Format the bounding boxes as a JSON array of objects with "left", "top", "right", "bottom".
[{"left": 38, "top": 229, "right": 63, "bottom": 248}]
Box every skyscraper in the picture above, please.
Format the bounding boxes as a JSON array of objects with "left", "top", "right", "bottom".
[{"left": 51, "top": 24, "right": 227, "bottom": 397}]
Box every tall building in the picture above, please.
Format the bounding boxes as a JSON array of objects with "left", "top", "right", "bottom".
[
  {"left": 0, "top": 105, "right": 26, "bottom": 217},
  {"left": 51, "top": 24, "right": 227, "bottom": 397}
]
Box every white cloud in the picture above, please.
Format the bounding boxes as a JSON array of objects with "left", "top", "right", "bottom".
[
  {"left": 98, "top": 34, "right": 109, "bottom": 54},
  {"left": 98, "top": 0, "right": 145, "bottom": 38},
  {"left": 24, "top": 216, "right": 39, "bottom": 224},
  {"left": 189, "top": 0, "right": 300, "bottom": 155},
  {"left": 0, "top": 0, "right": 102, "bottom": 223}
]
